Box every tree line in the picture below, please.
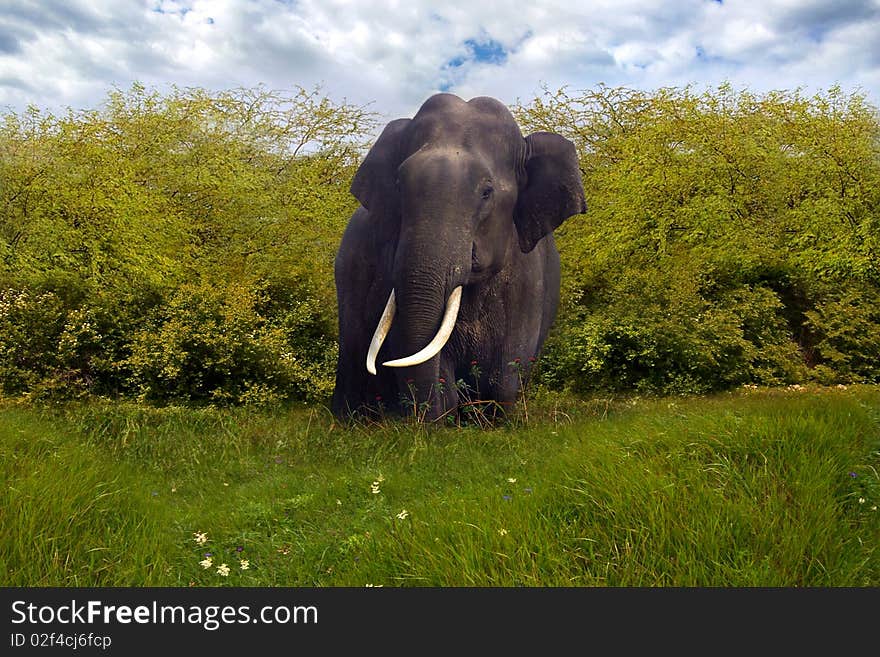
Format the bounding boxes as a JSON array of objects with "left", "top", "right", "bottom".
[{"left": 1, "top": 82, "right": 878, "bottom": 404}]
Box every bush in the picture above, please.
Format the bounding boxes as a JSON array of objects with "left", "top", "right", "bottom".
[
  {"left": 520, "top": 84, "right": 879, "bottom": 394},
  {"left": 539, "top": 267, "right": 805, "bottom": 395},
  {"left": 126, "top": 280, "right": 336, "bottom": 405},
  {"left": 0, "top": 289, "right": 68, "bottom": 395},
  {"left": 0, "top": 84, "right": 369, "bottom": 406},
  {"left": 805, "top": 286, "right": 880, "bottom": 384},
  {"left": 2, "top": 83, "right": 878, "bottom": 404}
]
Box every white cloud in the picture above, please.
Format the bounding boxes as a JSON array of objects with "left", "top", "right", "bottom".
[{"left": 0, "top": 0, "right": 877, "bottom": 122}]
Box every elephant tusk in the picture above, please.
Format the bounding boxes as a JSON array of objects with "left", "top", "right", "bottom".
[
  {"left": 382, "top": 286, "right": 462, "bottom": 369},
  {"left": 366, "top": 290, "right": 396, "bottom": 375}
]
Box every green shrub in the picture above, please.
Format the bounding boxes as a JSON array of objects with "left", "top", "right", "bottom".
[
  {"left": 0, "top": 285, "right": 164, "bottom": 400},
  {"left": 521, "top": 84, "right": 879, "bottom": 394},
  {"left": 0, "top": 84, "right": 368, "bottom": 406},
  {"left": 2, "top": 84, "right": 878, "bottom": 403},
  {"left": 805, "top": 286, "right": 880, "bottom": 384},
  {"left": 126, "top": 280, "right": 336, "bottom": 405},
  {"left": 540, "top": 270, "right": 804, "bottom": 395},
  {"left": 0, "top": 289, "right": 67, "bottom": 394}
]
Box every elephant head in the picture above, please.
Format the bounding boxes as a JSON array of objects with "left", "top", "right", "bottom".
[{"left": 346, "top": 93, "right": 585, "bottom": 416}]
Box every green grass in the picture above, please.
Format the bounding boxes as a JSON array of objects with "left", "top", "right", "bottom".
[{"left": 2, "top": 386, "right": 878, "bottom": 586}]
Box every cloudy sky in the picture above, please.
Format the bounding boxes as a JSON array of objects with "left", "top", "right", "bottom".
[{"left": 1, "top": 0, "right": 879, "bottom": 123}]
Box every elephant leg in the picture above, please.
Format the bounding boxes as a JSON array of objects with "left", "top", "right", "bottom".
[
  {"left": 332, "top": 273, "right": 374, "bottom": 419},
  {"left": 332, "top": 344, "right": 369, "bottom": 418},
  {"left": 482, "top": 357, "right": 532, "bottom": 419},
  {"left": 333, "top": 207, "right": 395, "bottom": 420},
  {"left": 493, "top": 380, "right": 519, "bottom": 418},
  {"left": 394, "top": 359, "right": 458, "bottom": 422},
  {"left": 434, "top": 361, "right": 460, "bottom": 422}
]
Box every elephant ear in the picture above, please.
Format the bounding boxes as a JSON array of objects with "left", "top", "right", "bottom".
[
  {"left": 350, "top": 118, "right": 410, "bottom": 215},
  {"left": 514, "top": 132, "right": 587, "bottom": 253}
]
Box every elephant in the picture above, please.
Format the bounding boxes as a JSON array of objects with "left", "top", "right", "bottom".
[{"left": 331, "top": 92, "right": 586, "bottom": 422}]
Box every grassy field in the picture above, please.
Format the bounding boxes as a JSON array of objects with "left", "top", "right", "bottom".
[{"left": 1, "top": 386, "right": 878, "bottom": 587}]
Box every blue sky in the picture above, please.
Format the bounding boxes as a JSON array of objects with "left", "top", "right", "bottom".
[{"left": 1, "top": 0, "right": 878, "bottom": 122}]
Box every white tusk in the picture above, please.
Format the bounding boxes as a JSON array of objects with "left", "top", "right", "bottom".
[
  {"left": 382, "top": 286, "right": 462, "bottom": 369},
  {"left": 366, "top": 290, "right": 396, "bottom": 375}
]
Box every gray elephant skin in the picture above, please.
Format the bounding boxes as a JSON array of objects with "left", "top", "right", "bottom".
[{"left": 332, "top": 93, "right": 586, "bottom": 421}]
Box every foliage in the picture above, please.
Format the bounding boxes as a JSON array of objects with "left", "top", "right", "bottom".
[
  {"left": 541, "top": 276, "right": 804, "bottom": 395},
  {"left": 1, "top": 82, "right": 879, "bottom": 402},
  {"left": 126, "top": 279, "right": 337, "bottom": 404},
  {"left": 0, "top": 288, "right": 68, "bottom": 394},
  {"left": 0, "top": 84, "right": 374, "bottom": 404},
  {"left": 805, "top": 286, "right": 880, "bottom": 384},
  {"left": 515, "top": 83, "right": 880, "bottom": 394}
]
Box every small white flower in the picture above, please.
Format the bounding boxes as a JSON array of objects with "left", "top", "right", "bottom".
[
  {"left": 507, "top": 478, "right": 517, "bottom": 484},
  {"left": 240, "top": 559, "right": 250, "bottom": 570},
  {"left": 859, "top": 497, "right": 866, "bottom": 504},
  {"left": 498, "top": 528, "right": 508, "bottom": 536},
  {"left": 370, "top": 481, "right": 381, "bottom": 494},
  {"left": 396, "top": 509, "right": 409, "bottom": 520},
  {"left": 871, "top": 506, "right": 877, "bottom": 511},
  {"left": 336, "top": 499, "right": 342, "bottom": 506},
  {"left": 217, "top": 563, "right": 230, "bottom": 576},
  {"left": 193, "top": 531, "right": 208, "bottom": 545},
  {"left": 199, "top": 557, "right": 213, "bottom": 569}
]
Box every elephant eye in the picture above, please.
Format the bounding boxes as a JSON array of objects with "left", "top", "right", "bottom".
[{"left": 480, "top": 186, "right": 493, "bottom": 200}]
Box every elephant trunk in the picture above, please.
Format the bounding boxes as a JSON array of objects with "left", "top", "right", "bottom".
[
  {"left": 381, "top": 286, "right": 461, "bottom": 369},
  {"left": 365, "top": 285, "right": 463, "bottom": 374},
  {"left": 366, "top": 233, "right": 467, "bottom": 376}
]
